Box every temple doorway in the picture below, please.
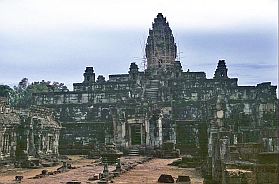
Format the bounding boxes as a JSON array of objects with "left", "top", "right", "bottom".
[{"left": 131, "top": 124, "right": 142, "bottom": 145}]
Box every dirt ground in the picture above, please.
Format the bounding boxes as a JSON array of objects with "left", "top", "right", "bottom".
[
  {"left": 0, "top": 156, "right": 204, "bottom": 184},
  {"left": 112, "top": 158, "right": 204, "bottom": 184}
]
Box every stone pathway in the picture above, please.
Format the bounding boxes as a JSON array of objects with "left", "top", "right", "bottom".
[
  {"left": 0, "top": 157, "right": 204, "bottom": 184},
  {"left": 112, "top": 158, "right": 204, "bottom": 184}
]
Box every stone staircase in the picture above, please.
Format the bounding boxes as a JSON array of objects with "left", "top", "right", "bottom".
[
  {"left": 145, "top": 79, "right": 160, "bottom": 102},
  {"left": 128, "top": 148, "right": 140, "bottom": 156}
]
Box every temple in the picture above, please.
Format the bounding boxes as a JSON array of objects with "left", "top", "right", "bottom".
[
  {"left": 146, "top": 13, "right": 177, "bottom": 70},
  {"left": 0, "top": 97, "right": 61, "bottom": 167},
  {"left": 30, "top": 13, "right": 278, "bottom": 183}
]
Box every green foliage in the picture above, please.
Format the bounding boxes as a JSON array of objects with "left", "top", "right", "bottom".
[
  {"left": 0, "top": 85, "right": 13, "bottom": 97},
  {"left": 9, "top": 78, "right": 68, "bottom": 108}
]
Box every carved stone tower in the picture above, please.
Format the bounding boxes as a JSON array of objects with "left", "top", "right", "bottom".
[
  {"left": 83, "top": 67, "right": 95, "bottom": 83},
  {"left": 145, "top": 13, "right": 177, "bottom": 70},
  {"left": 129, "top": 62, "right": 139, "bottom": 80},
  {"left": 214, "top": 60, "right": 228, "bottom": 79}
]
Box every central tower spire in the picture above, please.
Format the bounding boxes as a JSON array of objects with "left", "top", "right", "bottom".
[{"left": 145, "top": 13, "right": 177, "bottom": 70}]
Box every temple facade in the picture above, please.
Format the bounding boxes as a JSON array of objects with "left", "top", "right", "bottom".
[
  {"left": 32, "top": 13, "right": 277, "bottom": 161},
  {"left": 0, "top": 97, "right": 61, "bottom": 167}
]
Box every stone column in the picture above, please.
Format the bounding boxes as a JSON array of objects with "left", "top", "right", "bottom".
[
  {"left": 10, "top": 130, "right": 17, "bottom": 158},
  {"left": 0, "top": 130, "right": 4, "bottom": 160},
  {"left": 102, "top": 163, "right": 109, "bottom": 179},
  {"left": 156, "top": 115, "right": 163, "bottom": 147},
  {"left": 140, "top": 124, "right": 143, "bottom": 145},
  {"left": 28, "top": 127, "right": 35, "bottom": 156},
  {"left": 3, "top": 133, "right": 8, "bottom": 155},
  {"left": 37, "top": 134, "right": 42, "bottom": 153},
  {"left": 128, "top": 125, "right": 131, "bottom": 146},
  {"left": 54, "top": 131, "right": 59, "bottom": 155},
  {"left": 145, "top": 118, "right": 150, "bottom": 146},
  {"left": 211, "top": 134, "right": 222, "bottom": 183}
]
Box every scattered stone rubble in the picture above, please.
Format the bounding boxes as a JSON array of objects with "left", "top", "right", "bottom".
[
  {"left": 158, "top": 174, "right": 175, "bottom": 183},
  {"left": 95, "top": 156, "right": 152, "bottom": 183},
  {"left": 157, "top": 174, "right": 192, "bottom": 184},
  {"left": 30, "top": 161, "right": 77, "bottom": 179}
]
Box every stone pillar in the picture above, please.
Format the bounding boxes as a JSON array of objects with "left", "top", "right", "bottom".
[
  {"left": 53, "top": 131, "right": 59, "bottom": 155},
  {"left": 268, "top": 138, "right": 274, "bottom": 152},
  {"left": 145, "top": 118, "right": 150, "bottom": 146},
  {"left": 220, "top": 137, "right": 230, "bottom": 162},
  {"left": 37, "top": 134, "right": 42, "bottom": 153},
  {"left": 128, "top": 125, "right": 131, "bottom": 146},
  {"left": 115, "top": 158, "right": 121, "bottom": 173},
  {"left": 41, "top": 135, "right": 46, "bottom": 153},
  {"left": 3, "top": 133, "right": 9, "bottom": 155},
  {"left": 0, "top": 130, "right": 4, "bottom": 159},
  {"left": 102, "top": 163, "right": 109, "bottom": 178},
  {"left": 140, "top": 124, "right": 143, "bottom": 145},
  {"left": 120, "top": 121, "right": 126, "bottom": 147},
  {"left": 28, "top": 127, "right": 35, "bottom": 156},
  {"left": 211, "top": 135, "right": 222, "bottom": 183},
  {"left": 220, "top": 136, "right": 230, "bottom": 184},
  {"left": 157, "top": 115, "right": 163, "bottom": 146},
  {"left": 48, "top": 135, "right": 54, "bottom": 154},
  {"left": 10, "top": 131, "right": 17, "bottom": 158}
]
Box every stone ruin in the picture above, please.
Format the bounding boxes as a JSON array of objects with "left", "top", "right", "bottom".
[
  {"left": 3, "top": 13, "right": 276, "bottom": 183},
  {"left": 0, "top": 97, "right": 61, "bottom": 168},
  {"left": 100, "top": 143, "right": 123, "bottom": 165},
  {"left": 203, "top": 94, "right": 278, "bottom": 184},
  {"left": 0, "top": 97, "right": 20, "bottom": 165},
  {"left": 32, "top": 13, "right": 277, "bottom": 156}
]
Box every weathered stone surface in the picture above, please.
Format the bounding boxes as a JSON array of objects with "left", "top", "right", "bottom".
[
  {"left": 32, "top": 14, "right": 277, "bottom": 158},
  {"left": 158, "top": 174, "right": 175, "bottom": 183},
  {"left": 28, "top": 13, "right": 277, "bottom": 183},
  {"left": 0, "top": 97, "right": 61, "bottom": 167}
]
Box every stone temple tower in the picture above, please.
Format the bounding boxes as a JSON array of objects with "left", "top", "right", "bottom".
[
  {"left": 214, "top": 60, "right": 228, "bottom": 79},
  {"left": 145, "top": 13, "right": 177, "bottom": 70},
  {"left": 83, "top": 67, "right": 95, "bottom": 83}
]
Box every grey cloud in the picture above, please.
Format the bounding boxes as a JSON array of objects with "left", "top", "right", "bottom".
[{"left": 0, "top": 27, "right": 277, "bottom": 90}]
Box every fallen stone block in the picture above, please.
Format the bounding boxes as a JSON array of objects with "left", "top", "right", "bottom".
[
  {"left": 48, "top": 171, "right": 54, "bottom": 175},
  {"left": 53, "top": 170, "right": 61, "bottom": 174},
  {"left": 111, "top": 172, "right": 120, "bottom": 177},
  {"left": 15, "top": 175, "right": 23, "bottom": 181},
  {"left": 41, "top": 169, "right": 48, "bottom": 175},
  {"left": 176, "top": 175, "right": 191, "bottom": 184},
  {"left": 88, "top": 174, "right": 100, "bottom": 181},
  {"left": 66, "top": 181, "right": 81, "bottom": 184},
  {"left": 97, "top": 180, "right": 108, "bottom": 184},
  {"left": 158, "top": 174, "right": 174, "bottom": 183},
  {"left": 33, "top": 174, "right": 43, "bottom": 179}
]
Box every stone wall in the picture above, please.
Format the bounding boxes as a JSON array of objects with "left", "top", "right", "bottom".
[
  {"left": 31, "top": 14, "right": 277, "bottom": 162},
  {"left": 0, "top": 98, "right": 61, "bottom": 167}
]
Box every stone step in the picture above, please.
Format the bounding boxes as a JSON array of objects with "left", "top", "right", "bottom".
[
  {"left": 128, "top": 149, "right": 140, "bottom": 156},
  {"left": 146, "top": 87, "right": 159, "bottom": 91},
  {"left": 145, "top": 79, "right": 159, "bottom": 101}
]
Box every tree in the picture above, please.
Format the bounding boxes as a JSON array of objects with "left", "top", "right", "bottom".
[
  {"left": 0, "top": 85, "right": 13, "bottom": 97},
  {"left": 11, "top": 78, "right": 68, "bottom": 108}
]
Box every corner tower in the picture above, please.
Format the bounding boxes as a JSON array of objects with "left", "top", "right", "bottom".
[
  {"left": 83, "top": 67, "right": 95, "bottom": 83},
  {"left": 145, "top": 13, "right": 177, "bottom": 70},
  {"left": 214, "top": 60, "right": 228, "bottom": 79}
]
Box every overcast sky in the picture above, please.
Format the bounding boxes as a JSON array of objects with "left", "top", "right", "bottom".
[{"left": 0, "top": 0, "right": 277, "bottom": 91}]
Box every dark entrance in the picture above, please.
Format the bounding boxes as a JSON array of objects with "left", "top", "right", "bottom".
[{"left": 131, "top": 124, "right": 141, "bottom": 145}]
